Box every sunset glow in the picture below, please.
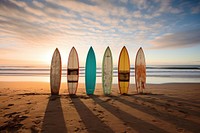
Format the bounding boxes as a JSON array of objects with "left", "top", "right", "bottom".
[{"left": 0, "top": 0, "right": 200, "bottom": 67}]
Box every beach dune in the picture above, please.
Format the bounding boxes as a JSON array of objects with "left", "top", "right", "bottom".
[{"left": 0, "top": 82, "right": 200, "bottom": 132}]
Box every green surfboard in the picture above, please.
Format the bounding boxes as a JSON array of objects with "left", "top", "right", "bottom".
[{"left": 85, "top": 47, "right": 96, "bottom": 94}]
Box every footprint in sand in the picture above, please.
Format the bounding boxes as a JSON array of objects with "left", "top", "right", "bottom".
[
  {"left": 0, "top": 122, "right": 23, "bottom": 131},
  {"left": 9, "top": 97, "right": 13, "bottom": 100},
  {"left": 4, "top": 112, "right": 20, "bottom": 118},
  {"left": 35, "top": 116, "right": 42, "bottom": 119},
  {"left": 99, "top": 116, "right": 104, "bottom": 120},
  {"left": 2, "top": 107, "right": 10, "bottom": 110},
  {"left": 177, "top": 128, "right": 185, "bottom": 132},
  {"left": 1, "top": 114, "right": 28, "bottom": 131},
  {"left": 152, "top": 119, "right": 157, "bottom": 122},
  {"left": 24, "top": 110, "right": 30, "bottom": 114},
  {"left": 8, "top": 104, "right": 14, "bottom": 106},
  {"left": 105, "top": 98, "right": 112, "bottom": 103},
  {"left": 31, "top": 125, "right": 40, "bottom": 132},
  {"left": 33, "top": 119, "right": 41, "bottom": 125},
  {"left": 74, "top": 127, "right": 80, "bottom": 132},
  {"left": 79, "top": 95, "right": 90, "bottom": 99},
  {"left": 98, "top": 110, "right": 104, "bottom": 114},
  {"left": 93, "top": 108, "right": 97, "bottom": 111},
  {"left": 178, "top": 110, "right": 187, "bottom": 114}
]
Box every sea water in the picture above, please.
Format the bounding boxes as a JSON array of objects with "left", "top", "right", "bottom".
[{"left": 0, "top": 65, "right": 200, "bottom": 84}]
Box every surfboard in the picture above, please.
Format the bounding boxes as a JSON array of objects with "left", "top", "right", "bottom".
[
  {"left": 67, "top": 47, "right": 79, "bottom": 95},
  {"left": 118, "top": 46, "right": 130, "bottom": 94},
  {"left": 102, "top": 46, "right": 113, "bottom": 95},
  {"left": 135, "top": 47, "right": 146, "bottom": 93},
  {"left": 85, "top": 47, "right": 96, "bottom": 95},
  {"left": 50, "top": 48, "right": 62, "bottom": 95}
]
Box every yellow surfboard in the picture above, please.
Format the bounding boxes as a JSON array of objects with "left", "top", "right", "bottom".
[{"left": 118, "top": 46, "right": 130, "bottom": 94}]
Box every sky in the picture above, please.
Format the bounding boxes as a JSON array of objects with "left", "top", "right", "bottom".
[{"left": 0, "top": 0, "right": 200, "bottom": 67}]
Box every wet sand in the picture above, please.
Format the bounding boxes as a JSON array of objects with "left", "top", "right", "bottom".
[{"left": 0, "top": 82, "right": 200, "bottom": 132}]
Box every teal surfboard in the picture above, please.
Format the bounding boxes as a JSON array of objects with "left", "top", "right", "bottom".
[{"left": 85, "top": 47, "right": 96, "bottom": 94}]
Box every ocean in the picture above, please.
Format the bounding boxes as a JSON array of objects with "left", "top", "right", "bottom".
[{"left": 0, "top": 65, "right": 200, "bottom": 84}]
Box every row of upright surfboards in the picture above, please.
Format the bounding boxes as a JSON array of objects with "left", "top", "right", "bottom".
[{"left": 50, "top": 46, "right": 146, "bottom": 95}]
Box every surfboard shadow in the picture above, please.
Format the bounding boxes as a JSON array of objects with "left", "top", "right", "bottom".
[
  {"left": 89, "top": 95, "right": 168, "bottom": 133},
  {"left": 42, "top": 95, "right": 67, "bottom": 133},
  {"left": 128, "top": 95, "right": 200, "bottom": 117},
  {"left": 70, "top": 95, "right": 114, "bottom": 133},
  {"left": 149, "top": 94, "right": 200, "bottom": 108},
  {"left": 116, "top": 95, "right": 200, "bottom": 133}
]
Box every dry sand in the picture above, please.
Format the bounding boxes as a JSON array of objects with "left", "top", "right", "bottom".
[{"left": 0, "top": 82, "right": 200, "bottom": 133}]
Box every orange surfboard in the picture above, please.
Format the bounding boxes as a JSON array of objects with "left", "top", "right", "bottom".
[
  {"left": 135, "top": 47, "right": 146, "bottom": 93},
  {"left": 118, "top": 46, "right": 130, "bottom": 94}
]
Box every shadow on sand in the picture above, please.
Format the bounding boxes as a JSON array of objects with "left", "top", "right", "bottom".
[
  {"left": 70, "top": 95, "right": 114, "bottom": 133},
  {"left": 89, "top": 95, "right": 168, "bottom": 133},
  {"left": 130, "top": 94, "right": 200, "bottom": 117},
  {"left": 42, "top": 95, "right": 67, "bottom": 133},
  {"left": 117, "top": 95, "right": 200, "bottom": 133}
]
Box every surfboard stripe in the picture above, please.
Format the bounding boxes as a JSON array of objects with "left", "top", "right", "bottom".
[
  {"left": 119, "top": 71, "right": 130, "bottom": 82},
  {"left": 67, "top": 69, "right": 79, "bottom": 75},
  {"left": 67, "top": 80, "right": 78, "bottom": 83}
]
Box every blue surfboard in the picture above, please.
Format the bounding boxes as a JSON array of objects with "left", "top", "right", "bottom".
[{"left": 85, "top": 47, "right": 96, "bottom": 94}]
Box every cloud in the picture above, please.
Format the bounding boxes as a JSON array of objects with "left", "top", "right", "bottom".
[
  {"left": 149, "top": 29, "right": 200, "bottom": 49},
  {"left": 0, "top": 0, "right": 174, "bottom": 43},
  {"left": 192, "top": 5, "right": 200, "bottom": 14},
  {"left": 32, "top": 1, "right": 44, "bottom": 8},
  {"left": 0, "top": 0, "right": 200, "bottom": 66},
  {"left": 130, "top": 0, "right": 149, "bottom": 10},
  {"left": 0, "top": 0, "right": 198, "bottom": 50},
  {"left": 130, "top": 0, "right": 182, "bottom": 14},
  {"left": 119, "top": 0, "right": 128, "bottom": 4},
  {"left": 157, "top": 0, "right": 182, "bottom": 14},
  {"left": 46, "top": 0, "right": 108, "bottom": 17},
  {"left": 132, "top": 11, "right": 142, "bottom": 18},
  {"left": 0, "top": 1, "right": 88, "bottom": 46}
]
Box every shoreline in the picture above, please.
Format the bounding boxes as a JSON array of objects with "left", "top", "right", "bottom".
[
  {"left": 0, "top": 81, "right": 200, "bottom": 94},
  {"left": 0, "top": 82, "right": 200, "bottom": 132}
]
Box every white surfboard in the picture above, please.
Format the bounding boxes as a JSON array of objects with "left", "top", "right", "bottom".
[
  {"left": 102, "top": 47, "right": 113, "bottom": 95},
  {"left": 67, "top": 47, "right": 79, "bottom": 94},
  {"left": 50, "top": 48, "right": 62, "bottom": 95}
]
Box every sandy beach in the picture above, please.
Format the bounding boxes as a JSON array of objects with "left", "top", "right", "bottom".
[{"left": 0, "top": 82, "right": 200, "bottom": 133}]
